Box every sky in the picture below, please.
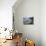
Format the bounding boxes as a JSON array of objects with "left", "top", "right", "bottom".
[{"left": 0, "top": 0, "right": 16, "bottom": 30}]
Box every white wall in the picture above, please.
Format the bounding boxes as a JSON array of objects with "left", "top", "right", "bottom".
[
  {"left": 13, "top": 0, "right": 46, "bottom": 46},
  {"left": 13, "top": 0, "right": 41, "bottom": 46},
  {"left": 0, "top": 0, "right": 16, "bottom": 30},
  {"left": 41, "top": 0, "right": 46, "bottom": 46}
]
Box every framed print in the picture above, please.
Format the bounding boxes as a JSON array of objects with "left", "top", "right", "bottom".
[{"left": 23, "top": 16, "right": 34, "bottom": 25}]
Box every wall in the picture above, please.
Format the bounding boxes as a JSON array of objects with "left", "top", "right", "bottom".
[
  {"left": 41, "top": 0, "right": 46, "bottom": 46},
  {"left": 13, "top": 0, "right": 41, "bottom": 46}
]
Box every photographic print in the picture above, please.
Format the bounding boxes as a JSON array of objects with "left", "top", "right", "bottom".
[{"left": 23, "top": 17, "right": 34, "bottom": 25}]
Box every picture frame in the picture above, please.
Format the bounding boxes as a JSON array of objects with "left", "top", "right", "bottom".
[{"left": 23, "top": 16, "right": 34, "bottom": 25}]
